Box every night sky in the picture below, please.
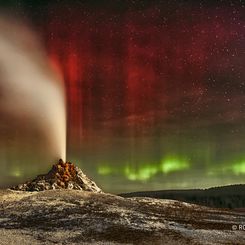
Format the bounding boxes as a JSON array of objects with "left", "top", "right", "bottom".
[{"left": 1, "top": 0, "right": 245, "bottom": 193}]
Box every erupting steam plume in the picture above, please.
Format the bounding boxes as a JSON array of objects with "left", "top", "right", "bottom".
[{"left": 0, "top": 15, "right": 66, "bottom": 184}]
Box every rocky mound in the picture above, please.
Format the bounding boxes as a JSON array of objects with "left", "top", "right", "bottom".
[
  {"left": 0, "top": 189, "right": 244, "bottom": 244},
  {"left": 11, "top": 159, "right": 102, "bottom": 193}
]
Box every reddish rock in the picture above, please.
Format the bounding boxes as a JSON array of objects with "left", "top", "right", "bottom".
[{"left": 11, "top": 159, "right": 102, "bottom": 193}]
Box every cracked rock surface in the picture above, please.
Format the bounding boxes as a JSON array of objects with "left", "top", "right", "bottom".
[{"left": 0, "top": 189, "right": 244, "bottom": 244}]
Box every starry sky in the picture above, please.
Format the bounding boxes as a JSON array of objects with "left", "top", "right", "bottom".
[{"left": 1, "top": 0, "right": 245, "bottom": 193}]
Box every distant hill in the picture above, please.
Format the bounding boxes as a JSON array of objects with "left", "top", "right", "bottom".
[{"left": 120, "top": 184, "right": 245, "bottom": 209}]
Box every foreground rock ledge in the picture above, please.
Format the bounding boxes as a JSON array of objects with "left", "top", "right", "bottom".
[
  {"left": 11, "top": 159, "right": 102, "bottom": 193},
  {"left": 0, "top": 189, "right": 244, "bottom": 245}
]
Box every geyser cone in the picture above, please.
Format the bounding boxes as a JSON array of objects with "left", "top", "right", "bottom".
[{"left": 11, "top": 159, "right": 102, "bottom": 193}]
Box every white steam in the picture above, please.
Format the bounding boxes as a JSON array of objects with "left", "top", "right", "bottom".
[{"left": 0, "top": 16, "right": 66, "bottom": 182}]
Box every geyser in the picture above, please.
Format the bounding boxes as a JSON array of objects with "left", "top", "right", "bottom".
[{"left": 0, "top": 16, "right": 66, "bottom": 185}]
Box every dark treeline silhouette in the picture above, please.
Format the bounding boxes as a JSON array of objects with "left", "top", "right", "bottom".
[{"left": 120, "top": 184, "right": 245, "bottom": 209}]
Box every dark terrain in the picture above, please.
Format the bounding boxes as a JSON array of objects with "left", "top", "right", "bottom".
[
  {"left": 120, "top": 184, "right": 245, "bottom": 209},
  {"left": 0, "top": 189, "right": 245, "bottom": 245},
  {"left": 1, "top": 163, "right": 244, "bottom": 244}
]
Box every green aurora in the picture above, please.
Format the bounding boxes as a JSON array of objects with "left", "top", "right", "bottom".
[{"left": 98, "top": 156, "right": 190, "bottom": 181}]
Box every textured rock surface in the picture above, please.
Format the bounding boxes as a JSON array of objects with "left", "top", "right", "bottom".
[
  {"left": 0, "top": 189, "right": 244, "bottom": 244},
  {"left": 11, "top": 159, "right": 102, "bottom": 193}
]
